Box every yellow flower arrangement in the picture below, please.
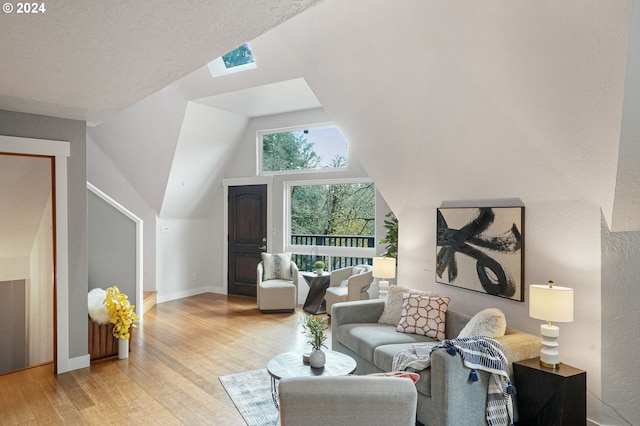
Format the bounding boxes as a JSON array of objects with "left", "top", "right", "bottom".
[{"left": 104, "top": 286, "right": 139, "bottom": 340}]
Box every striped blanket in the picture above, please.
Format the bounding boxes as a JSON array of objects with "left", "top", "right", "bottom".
[{"left": 392, "top": 336, "right": 516, "bottom": 426}]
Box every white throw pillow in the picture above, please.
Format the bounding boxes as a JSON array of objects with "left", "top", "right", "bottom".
[
  {"left": 457, "top": 308, "right": 507, "bottom": 339},
  {"left": 378, "top": 285, "right": 435, "bottom": 326},
  {"left": 261, "top": 253, "right": 292, "bottom": 280},
  {"left": 352, "top": 265, "right": 367, "bottom": 275},
  {"left": 396, "top": 294, "right": 450, "bottom": 341},
  {"left": 88, "top": 288, "right": 110, "bottom": 325}
]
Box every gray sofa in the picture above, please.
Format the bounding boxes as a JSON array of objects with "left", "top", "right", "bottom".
[{"left": 331, "top": 299, "right": 541, "bottom": 426}]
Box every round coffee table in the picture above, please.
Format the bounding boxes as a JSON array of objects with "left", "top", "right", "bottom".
[{"left": 267, "top": 350, "right": 357, "bottom": 407}]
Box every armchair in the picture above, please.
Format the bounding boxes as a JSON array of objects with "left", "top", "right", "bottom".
[
  {"left": 324, "top": 264, "right": 373, "bottom": 315},
  {"left": 278, "top": 375, "right": 417, "bottom": 426},
  {"left": 256, "top": 254, "right": 299, "bottom": 313}
]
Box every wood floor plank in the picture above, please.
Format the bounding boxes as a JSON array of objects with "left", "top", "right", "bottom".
[{"left": 0, "top": 294, "right": 323, "bottom": 425}]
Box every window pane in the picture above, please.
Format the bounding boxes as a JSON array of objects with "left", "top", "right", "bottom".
[
  {"left": 262, "top": 126, "right": 347, "bottom": 173},
  {"left": 290, "top": 183, "right": 375, "bottom": 247}
]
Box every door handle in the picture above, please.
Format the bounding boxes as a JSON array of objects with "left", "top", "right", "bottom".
[{"left": 259, "top": 245, "right": 267, "bottom": 250}]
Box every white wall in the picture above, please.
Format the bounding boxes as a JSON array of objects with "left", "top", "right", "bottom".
[
  {"left": 0, "top": 257, "right": 29, "bottom": 282},
  {"left": 87, "top": 136, "right": 157, "bottom": 292},
  {"left": 28, "top": 193, "right": 53, "bottom": 365},
  {"left": 156, "top": 218, "right": 215, "bottom": 303}
]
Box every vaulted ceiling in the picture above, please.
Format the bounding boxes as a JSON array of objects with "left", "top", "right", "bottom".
[
  {"left": 0, "top": 0, "right": 324, "bottom": 125},
  {"left": 1, "top": 0, "right": 639, "bottom": 233}
]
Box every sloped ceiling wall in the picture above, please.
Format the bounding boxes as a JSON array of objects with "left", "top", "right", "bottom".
[
  {"left": 275, "top": 0, "right": 629, "bottom": 226},
  {"left": 90, "top": 0, "right": 634, "bottom": 230},
  {"left": 88, "top": 85, "right": 187, "bottom": 213},
  {"left": 160, "top": 103, "right": 248, "bottom": 218}
]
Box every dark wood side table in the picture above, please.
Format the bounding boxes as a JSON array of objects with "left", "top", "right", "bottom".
[
  {"left": 302, "top": 272, "right": 331, "bottom": 314},
  {"left": 513, "top": 357, "right": 586, "bottom": 426}
]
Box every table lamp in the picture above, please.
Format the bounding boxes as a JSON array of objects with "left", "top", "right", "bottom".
[
  {"left": 529, "top": 280, "right": 574, "bottom": 369},
  {"left": 373, "top": 256, "right": 396, "bottom": 298}
]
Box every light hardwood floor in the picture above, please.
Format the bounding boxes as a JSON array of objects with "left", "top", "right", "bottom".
[{"left": 0, "top": 293, "right": 320, "bottom": 425}]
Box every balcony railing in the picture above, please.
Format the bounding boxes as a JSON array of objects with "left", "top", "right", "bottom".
[{"left": 291, "top": 234, "right": 374, "bottom": 271}]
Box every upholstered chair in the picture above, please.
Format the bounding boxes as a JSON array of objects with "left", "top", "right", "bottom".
[
  {"left": 278, "top": 375, "right": 418, "bottom": 426},
  {"left": 324, "top": 264, "right": 373, "bottom": 315},
  {"left": 256, "top": 253, "right": 299, "bottom": 313}
]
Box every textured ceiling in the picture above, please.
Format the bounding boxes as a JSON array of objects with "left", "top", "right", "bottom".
[{"left": 0, "top": 0, "right": 323, "bottom": 125}]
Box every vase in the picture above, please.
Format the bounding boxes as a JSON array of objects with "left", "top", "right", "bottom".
[
  {"left": 315, "top": 268, "right": 323, "bottom": 275},
  {"left": 118, "top": 337, "right": 129, "bottom": 359},
  {"left": 309, "top": 349, "right": 325, "bottom": 368}
]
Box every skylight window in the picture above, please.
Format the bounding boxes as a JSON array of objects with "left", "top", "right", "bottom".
[{"left": 208, "top": 43, "right": 256, "bottom": 77}]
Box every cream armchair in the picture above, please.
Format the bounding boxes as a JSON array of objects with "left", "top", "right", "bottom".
[
  {"left": 324, "top": 264, "right": 373, "bottom": 315},
  {"left": 257, "top": 256, "right": 299, "bottom": 313}
]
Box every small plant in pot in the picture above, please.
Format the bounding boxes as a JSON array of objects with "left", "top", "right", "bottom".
[
  {"left": 313, "top": 260, "right": 325, "bottom": 275},
  {"left": 301, "top": 315, "right": 328, "bottom": 368}
]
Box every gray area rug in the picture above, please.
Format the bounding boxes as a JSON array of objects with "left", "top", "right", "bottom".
[{"left": 219, "top": 369, "right": 279, "bottom": 426}]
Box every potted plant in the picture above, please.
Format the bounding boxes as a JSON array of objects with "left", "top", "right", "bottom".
[
  {"left": 104, "top": 285, "right": 139, "bottom": 359},
  {"left": 301, "top": 315, "right": 328, "bottom": 368},
  {"left": 313, "top": 260, "right": 325, "bottom": 274},
  {"left": 379, "top": 211, "right": 398, "bottom": 260}
]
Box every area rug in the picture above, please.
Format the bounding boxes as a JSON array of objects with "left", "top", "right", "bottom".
[{"left": 219, "top": 368, "right": 279, "bottom": 426}]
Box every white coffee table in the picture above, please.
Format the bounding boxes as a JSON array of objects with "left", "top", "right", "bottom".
[{"left": 267, "top": 350, "right": 357, "bottom": 407}]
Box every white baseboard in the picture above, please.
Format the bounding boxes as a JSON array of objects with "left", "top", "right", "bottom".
[
  {"left": 157, "top": 286, "right": 223, "bottom": 303},
  {"left": 61, "top": 354, "right": 90, "bottom": 373}
]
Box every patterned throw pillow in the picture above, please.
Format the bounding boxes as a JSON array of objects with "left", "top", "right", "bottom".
[
  {"left": 396, "top": 294, "right": 450, "bottom": 341},
  {"left": 261, "top": 253, "right": 292, "bottom": 280},
  {"left": 378, "top": 285, "right": 435, "bottom": 325}
]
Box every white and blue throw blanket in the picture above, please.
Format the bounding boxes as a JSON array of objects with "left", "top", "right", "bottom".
[{"left": 392, "top": 336, "right": 516, "bottom": 426}]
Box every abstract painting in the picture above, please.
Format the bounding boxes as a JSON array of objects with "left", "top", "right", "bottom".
[{"left": 436, "top": 206, "right": 524, "bottom": 301}]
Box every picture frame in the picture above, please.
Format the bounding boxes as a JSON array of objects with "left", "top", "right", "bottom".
[{"left": 436, "top": 206, "right": 524, "bottom": 302}]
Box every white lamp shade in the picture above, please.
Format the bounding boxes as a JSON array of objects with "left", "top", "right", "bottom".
[
  {"left": 372, "top": 257, "right": 396, "bottom": 279},
  {"left": 529, "top": 284, "right": 574, "bottom": 323}
]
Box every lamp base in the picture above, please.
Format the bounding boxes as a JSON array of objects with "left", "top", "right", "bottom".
[
  {"left": 539, "top": 359, "right": 560, "bottom": 369},
  {"left": 378, "top": 280, "right": 389, "bottom": 298},
  {"left": 539, "top": 323, "right": 561, "bottom": 369}
]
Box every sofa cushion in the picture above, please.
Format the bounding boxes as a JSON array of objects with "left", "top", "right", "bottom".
[
  {"left": 260, "top": 279, "right": 295, "bottom": 289},
  {"left": 396, "top": 295, "right": 450, "bottom": 341},
  {"left": 457, "top": 308, "right": 507, "bottom": 339},
  {"left": 261, "top": 252, "right": 292, "bottom": 280},
  {"left": 378, "top": 285, "right": 435, "bottom": 325},
  {"left": 326, "top": 286, "right": 347, "bottom": 298},
  {"left": 336, "top": 323, "right": 433, "bottom": 363}
]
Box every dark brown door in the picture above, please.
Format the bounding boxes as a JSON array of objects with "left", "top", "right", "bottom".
[{"left": 228, "top": 185, "right": 267, "bottom": 297}]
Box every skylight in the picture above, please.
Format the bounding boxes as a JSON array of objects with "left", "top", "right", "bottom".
[{"left": 208, "top": 43, "right": 256, "bottom": 77}]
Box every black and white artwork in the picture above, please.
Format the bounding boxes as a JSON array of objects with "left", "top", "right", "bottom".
[{"left": 436, "top": 207, "right": 524, "bottom": 301}]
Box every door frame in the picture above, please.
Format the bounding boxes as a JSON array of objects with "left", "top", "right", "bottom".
[
  {"left": 222, "top": 176, "right": 272, "bottom": 295},
  {"left": 0, "top": 135, "right": 72, "bottom": 373}
]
